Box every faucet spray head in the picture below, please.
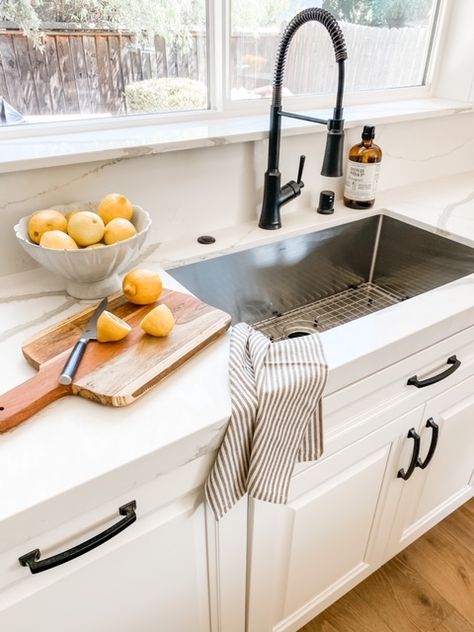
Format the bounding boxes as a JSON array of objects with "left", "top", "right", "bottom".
[{"left": 321, "top": 118, "right": 344, "bottom": 178}]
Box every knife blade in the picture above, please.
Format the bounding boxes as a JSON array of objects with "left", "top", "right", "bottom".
[{"left": 58, "top": 297, "right": 108, "bottom": 386}]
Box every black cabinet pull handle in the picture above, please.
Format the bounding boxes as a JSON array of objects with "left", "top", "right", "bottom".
[
  {"left": 397, "top": 428, "right": 421, "bottom": 480},
  {"left": 19, "top": 501, "right": 136, "bottom": 574},
  {"left": 407, "top": 355, "right": 461, "bottom": 388},
  {"left": 416, "top": 418, "right": 439, "bottom": 470}
]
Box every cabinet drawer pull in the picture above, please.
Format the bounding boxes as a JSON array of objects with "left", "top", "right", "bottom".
[
  {"left": 407, "top": 355, "right": 461, "bottom": 388},
  {"left": 18, "top": 501, "right": 137, "bottom": 574},
  {"left": 397, "top": 428, "right": 420, "bottom": 480},
  {"left": 416, "top": 418, "right": 439, "bottom": 470}
]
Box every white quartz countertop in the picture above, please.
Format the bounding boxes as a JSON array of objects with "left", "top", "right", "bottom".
[{"left": 0, "top": 170, "right": 473, "bottom": 542}]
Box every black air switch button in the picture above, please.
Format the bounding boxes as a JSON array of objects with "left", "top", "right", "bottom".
[{"left": 317, "top": 190, "right": 335, "bottom": 215}]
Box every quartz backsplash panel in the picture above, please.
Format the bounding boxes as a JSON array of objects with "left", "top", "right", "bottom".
[{"left": 1, "top": 110, "right": 474, "bottom": 277}]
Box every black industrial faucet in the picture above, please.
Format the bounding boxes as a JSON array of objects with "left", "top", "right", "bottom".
[{"left": 259, "top": 8, "right": 348, "bottom": 230}]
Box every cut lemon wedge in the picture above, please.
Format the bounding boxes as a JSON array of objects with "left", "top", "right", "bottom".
[
  {"left": 140, "top": 304, "right": 175, "bottom": 337},
  {"left": 97, "top": 310, "right": 131, "bottom": 343}
]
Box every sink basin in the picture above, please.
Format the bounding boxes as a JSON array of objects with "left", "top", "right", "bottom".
[{"left": 169, "top": 215, "right": 474, "bottom": 340}]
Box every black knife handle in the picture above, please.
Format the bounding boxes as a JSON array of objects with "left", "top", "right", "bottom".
[{"left": 59, "top": 339, "right": 88, "bottom": 385}]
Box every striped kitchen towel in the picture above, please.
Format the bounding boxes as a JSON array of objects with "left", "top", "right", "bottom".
[{"left": 205, "top": 322, "right": 328, "bottom": 520}]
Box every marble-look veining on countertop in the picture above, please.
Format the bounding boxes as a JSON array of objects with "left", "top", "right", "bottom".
[
  {"left": 0, "top": 156, "right": 125, "bottom": 213},
  {"left": 0, "top": 298, "right": 76, "bottom": 345},
  {"left": 436, "top": 190, "right": 474, "bottom": 233},
  {"left": 382, "top": 132, "right": 474, "bottom": 162}
]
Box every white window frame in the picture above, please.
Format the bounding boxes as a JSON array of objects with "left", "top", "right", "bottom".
[{"left": 0, "top": 0, "right": 456, "bottom": 140}]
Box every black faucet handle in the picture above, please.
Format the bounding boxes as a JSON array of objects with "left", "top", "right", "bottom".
[
  {"left": 279, "top": 155, "right": 306, "bottom": 208},
  {"left": 297, "top": 155, "right": 306, "bottom": 184}
]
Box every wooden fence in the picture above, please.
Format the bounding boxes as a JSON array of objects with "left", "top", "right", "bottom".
[
  {"left": 232, "top": 21, "right": 428, "bottom": 96},
  {"left": 0, "top": 22, "right": 427, "bottom": 117},
  {"left": 0, "top": 29, "right": 207, "bottom": 115}
]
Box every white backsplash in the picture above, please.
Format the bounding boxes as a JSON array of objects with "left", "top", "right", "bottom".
[{"left": 1, "top": 110, "right": 474, "bottom": 277}]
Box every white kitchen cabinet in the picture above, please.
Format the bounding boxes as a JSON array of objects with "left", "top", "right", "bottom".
[
  {"left": 0, "top": 454, "right": 247, "bottom": 632},
  {"left": 246, "top": 328, "right": 474, "bottom": 632},
  {"left": 246, "top": 407, "right": 424, "bottom": 632},
  {"left": 2, "top": 499, "right": 210, "bottom": 632},
  {"left": 385, "top": 374, "right": 474, "bottom": 559}
]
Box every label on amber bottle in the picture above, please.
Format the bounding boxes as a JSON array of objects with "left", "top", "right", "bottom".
[{"left": 344, "top": 161, "right": 381, "bottom": 201}]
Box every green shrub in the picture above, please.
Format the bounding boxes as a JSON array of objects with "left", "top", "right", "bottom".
[{"left": 124, "top": 78, "right": 207, "bottom": 113}]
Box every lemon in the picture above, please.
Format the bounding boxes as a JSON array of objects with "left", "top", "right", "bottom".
[
  {"left": 28, "top": 209, "right": 67, "bottom": 244},
  {"left": 67, "top": 211, "right": 105, "bottom": 247},
  {"left": 140, "top": 304, "right": 175, "bottom": 337},
  {"left": 96, "top": 311, "right": 132, "bottom": 343},
  {"left": 104, "top": 218, "right": 137, "bottom": 245},
  {"left": 65, "top": 210, "right": 78, "bottom": 223},
  {"left": 122, "top": 269, "right": 163, "bottom": 305},
  {"left": 97, "top": 194, "right": 134, "bottom": 225},
  {"left": 40, "top": 230, "right": 78, "bottom": 250},
  {"left": 86, "top": 243, "right": 105, "bottom": 249}
]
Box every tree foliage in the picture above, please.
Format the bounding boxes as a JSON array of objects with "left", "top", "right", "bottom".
[
  {"left": 0, "top": 0, "right": 205, "bottom": 44},
  {"left": 231, "top": 0, "right": 290, "bottom": 31},
  {"left": 1, "top": 0, "right": 293, "bottom": 39},
  {"left": 0, "top": 0, "right": 41, "bottom": 39},
  {"left": 322, "top": 0, "right": 434, "bottom": 27}
]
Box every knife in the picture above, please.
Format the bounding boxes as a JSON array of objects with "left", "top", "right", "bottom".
[{"left": 58, "top": 297, "right": 108, "bottom": 386}]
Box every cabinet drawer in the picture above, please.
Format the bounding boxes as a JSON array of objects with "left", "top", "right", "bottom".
[
  {"left": 0, "top": 453, "right": 212, "bottom": 596},
  {"left": 323, "top": 325, "right": 474, "bottom": 455},
  {"left": 0, "top": 496, "right": 211, "bottom": 632}
]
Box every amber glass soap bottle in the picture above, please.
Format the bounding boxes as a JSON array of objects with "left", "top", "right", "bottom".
[{"left": 343, "top": 125, "right": 382, "bottom": 209}]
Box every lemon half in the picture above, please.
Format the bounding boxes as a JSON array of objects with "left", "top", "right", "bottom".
[
  {"left": 140, "top": 304, "right": 175, "bottom": 337},
  {"left": 97, "top": 311, "right": 132, "bottom": 343}
]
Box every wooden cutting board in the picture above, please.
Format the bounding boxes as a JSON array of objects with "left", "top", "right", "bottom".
[{"left": 0, "top": 290, "right": 231, "bottom": 433}]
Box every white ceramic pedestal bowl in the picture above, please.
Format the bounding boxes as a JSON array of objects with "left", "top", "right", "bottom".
[{"left": 14, "top": 202, "right": 152, "bottom": 299}]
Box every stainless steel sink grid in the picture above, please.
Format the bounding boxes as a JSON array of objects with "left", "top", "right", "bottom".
[
  {"left": 169, "top": 215, "right": 474, "bottom": 340},
  {"left": 253, "top": 282, "right": 403, "bottom": 340}
]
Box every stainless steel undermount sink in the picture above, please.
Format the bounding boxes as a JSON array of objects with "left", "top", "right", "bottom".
[{"left": 169, "top": 215, "right": 474, "bottom": 341}]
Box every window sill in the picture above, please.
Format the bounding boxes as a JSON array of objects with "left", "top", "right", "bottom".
[{"left": 0, "top": 98, "right": 472, "bottom": 174}]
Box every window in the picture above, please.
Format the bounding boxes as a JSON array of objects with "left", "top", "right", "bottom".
[
  {"left": 0, "top": 0, "right": 208, "bottom": 122},
  {"left": 0, "top": 0, "right": 443, "bottom": 126},
  {"left": 230, "top": 0, "right": 441, "bottom": 100}
]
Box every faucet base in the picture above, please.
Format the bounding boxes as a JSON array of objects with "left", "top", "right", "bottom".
[{"left": 258, "top": 220, "right": 281, "bottom": 230}]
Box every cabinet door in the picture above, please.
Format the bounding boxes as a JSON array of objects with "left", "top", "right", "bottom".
[
  {"left": 0, "top": 491, "right": 211, "bottom": 632},
  {"left": 246, "top": 407, "right": 423, "bottom": 632},
  {"left": 387, "top": 375, "right": 474, "bottom": 557}
]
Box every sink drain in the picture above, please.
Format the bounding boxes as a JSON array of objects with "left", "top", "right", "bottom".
[{"left": 283, "top": 320, "right": 317, "bottom": 339}]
